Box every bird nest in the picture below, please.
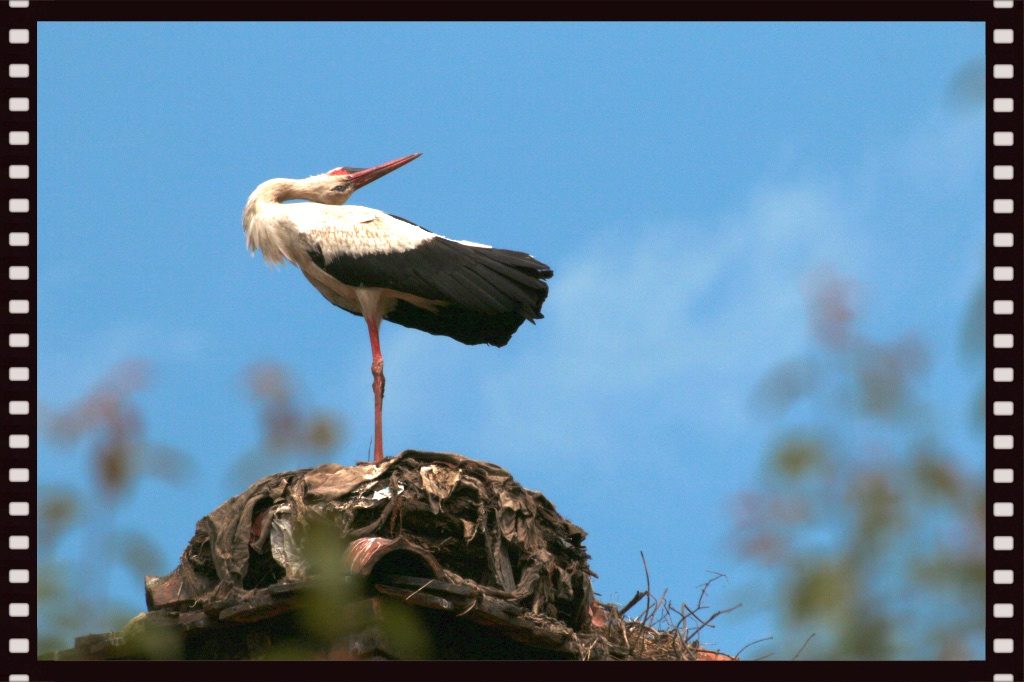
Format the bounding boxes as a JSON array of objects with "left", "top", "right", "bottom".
[
  {"left": 146, "top": 450, "right": 594, "bottom": 633},
  {"left": 53, "top": 450, "right": 736, "bottom": 660}
]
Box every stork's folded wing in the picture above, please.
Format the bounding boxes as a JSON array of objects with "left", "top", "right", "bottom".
[{"left": 307, "top": 225, "right": 553, "bottom": 347}]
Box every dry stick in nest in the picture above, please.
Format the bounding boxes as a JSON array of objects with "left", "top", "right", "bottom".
[
  {"left": 664, "top": 600, "right": 687, "bottom": 659},
  {"left": 684, "top": 602, "right": 742, "bottom": 645},
  {"left": 682, "top": 572, "right": 737, "bottom": 644},
  {"left": 454, "top": 596, "right": 478, "bottom": 617},
  {"left": 792, "top": 633, "right": 816, "bottom": 660},
  {"left": 667, "top": 599, "right": 693, "bottom": 658},
  {"left": 667, "top": 601, "right": 690, "bottom": 647},
  {"left": 657, "top": 588, "right": 672, "bottom": 629},
  {"left": 696, "top": 572, "right": 726, "bottom": 613},
  {"left": 640, "top": 551, "right": 653, "bottom": 624},
  {"left": 618, "top": 590, "right": 646, "bottom": 617},
  {"left": 627, "top": 551, "right": 654, "bottom": 657},
  {"left": 735, "top": 635, "right": 773, "bottom": 659},
  {"left": 402, "top": 579, "right": 435, "bottom": 602}
]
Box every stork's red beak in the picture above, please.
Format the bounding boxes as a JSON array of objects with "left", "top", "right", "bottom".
[{"left": 342, "top": 152, "right": 422, "bottom": 189}]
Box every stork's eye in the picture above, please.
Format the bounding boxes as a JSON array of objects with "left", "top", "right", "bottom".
[{"left": 331, "top": 184, "right": 348, "bottom": 192}]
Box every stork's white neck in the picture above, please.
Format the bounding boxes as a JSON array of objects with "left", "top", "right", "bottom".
[
  {"left": 242, "top": 178, "right": 311, "bottom": 264},
  {"left": 248, "top": 178, "right": 310, "bottom": 204}
]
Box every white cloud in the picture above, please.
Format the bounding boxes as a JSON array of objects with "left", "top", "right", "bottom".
[{"left": 373, "top": 179, "right": 859, "bottom": 469}]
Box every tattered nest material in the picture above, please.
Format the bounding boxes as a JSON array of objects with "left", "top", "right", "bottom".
[{"left": 147, "top": 450, "right": 595, "bottom": 631}]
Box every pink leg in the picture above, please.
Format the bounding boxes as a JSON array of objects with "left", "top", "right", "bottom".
[{"left": 365, "top": 315, "right": 385, "bottom": 464}]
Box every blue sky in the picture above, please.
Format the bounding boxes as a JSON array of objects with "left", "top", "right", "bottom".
[{"left": 36, "top": 21, "right": 984, "bottom": 656}]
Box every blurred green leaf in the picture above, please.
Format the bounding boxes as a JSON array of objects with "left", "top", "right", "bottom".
[
  {"left": 769, "top": 436, "right": 827, "bottom": 478},
  {"left": 123, "top": 614, "right": 185, "bottom": 660},
  {"left": 849, "top": 472, "right": 903, "bottom": 543},
  {"left": 295, "top": 518, "right": 361, "bottom": 644},
  {"left": 911, "top": 449, "right": 961, "bottom": 501},
  {"left": 835, "top": 607, "right": 893, "bottom": 659},
  {"left": 38, "top": 486, "right": 81, "bottom": 547},
  {"left": 97, "top": 441, "right": 134, "bottom": 497},
  {"left": 39, "top": 635, "right": 73, "bottom": 657},
  {"left": 788, "top": 562, "right": 851, "bottom": 622},
  {"left": 37, "top": 563, "right": 69, "bottom": 604},
  {"left": 307, "top": 413, "right": 343, "bottom": 452},
  {"left": 913, "top": 555, "right": 986, "bottom": 594},
  {"left": 377, "top": 599, "right": 434, "bottom": 660}
]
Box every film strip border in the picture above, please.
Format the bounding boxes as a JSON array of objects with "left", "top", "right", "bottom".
[
  {"left": 0, "top": 2, "right": 1021, "bottom": 681},
  {"left": 988, "top": 2, "right": 1024, "bottom": 681},
  {"left": 3, "top": 0, "right": 35, "bottom": 679}
]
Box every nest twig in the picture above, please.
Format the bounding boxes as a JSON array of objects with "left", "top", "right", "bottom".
[{"left": 577, "top": 561, "right": 739, "bottom": 661}]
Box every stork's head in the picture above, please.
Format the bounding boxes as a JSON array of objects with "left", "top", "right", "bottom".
[{"left": 306, "top": 152, "right": 422, "bottom": 205}]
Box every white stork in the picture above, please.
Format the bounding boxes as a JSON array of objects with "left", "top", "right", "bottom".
[{"left": 242, "top": 153, "right": 553, "bottom": 464}]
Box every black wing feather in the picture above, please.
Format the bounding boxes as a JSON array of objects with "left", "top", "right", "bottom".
[{"left": 308, "top": 223, "right": 553, "bottom": 346}]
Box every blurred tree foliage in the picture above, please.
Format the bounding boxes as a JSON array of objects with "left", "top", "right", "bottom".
[
  {"left": 39, "top": 360, "right": 346, "bottom": 655},
  {"left": 226, "top": 362, "right": 346, "bottom": 486},
  {"left": 736, "top": 273, "right": 984, "bottom": 660}
]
